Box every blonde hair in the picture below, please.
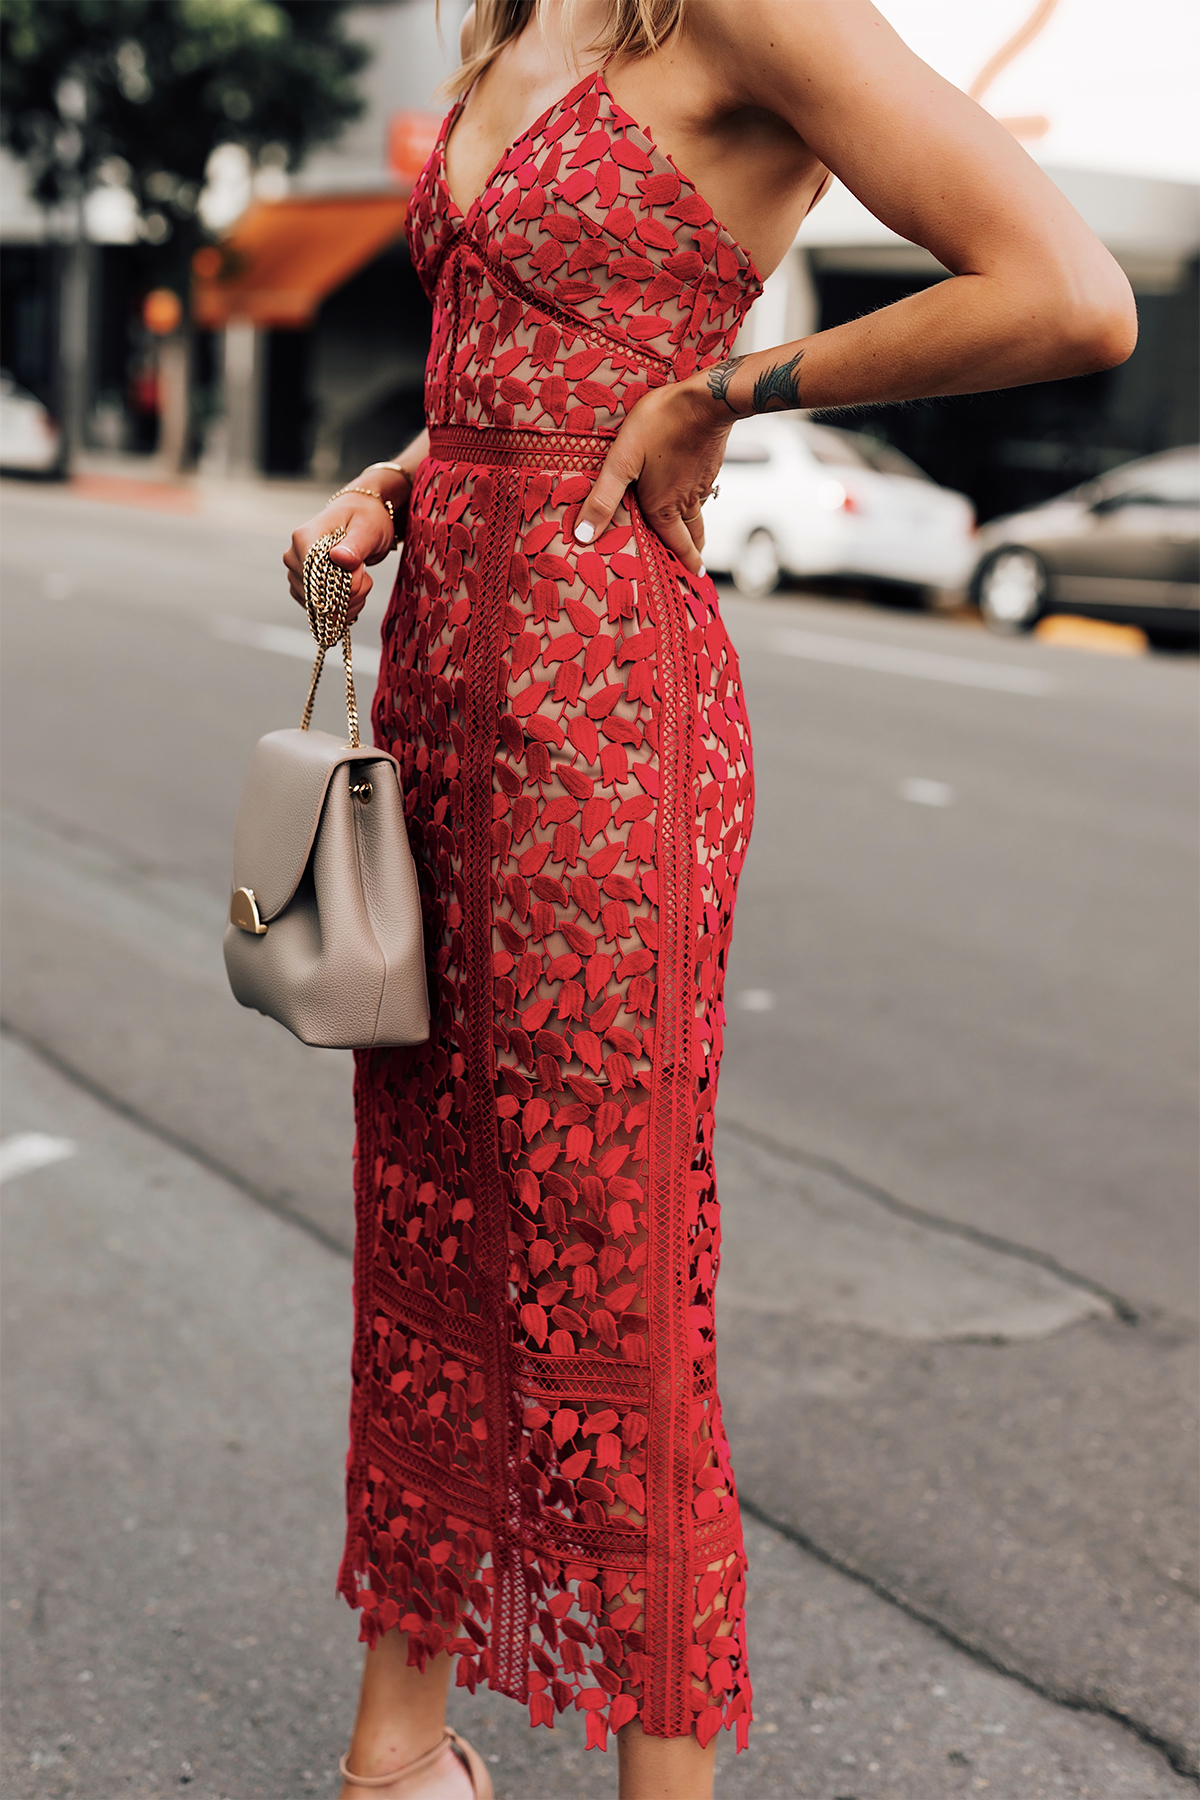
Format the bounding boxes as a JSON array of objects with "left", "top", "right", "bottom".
[{"left": 440, "top": 0, "right": 687, "bottom": 99}]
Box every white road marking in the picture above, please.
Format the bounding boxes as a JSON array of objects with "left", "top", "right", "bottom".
[
  {"left": 774, "top": 628, "right": 1056, "bottom": 696},
  {"left": 212, "top": 615, "right": 381, "bottom": 679},
  {"left": 737, "top": 988, "right": 776, "bottom": 1012},
  {"left": 0, "top": 1133, "right": 77, "bottom": 1184},
  {"left": 900, "top": 777, "right": 954, "bottom": 807}
]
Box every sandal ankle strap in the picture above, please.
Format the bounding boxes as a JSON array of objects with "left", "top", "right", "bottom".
[{"left": 339, "top": 1728, "right": 452, "bottom": 1788}]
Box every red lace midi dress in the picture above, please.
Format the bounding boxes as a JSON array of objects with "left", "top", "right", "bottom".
[{"left": 339, "top": 69, "right": 759, "bottom": 1752}]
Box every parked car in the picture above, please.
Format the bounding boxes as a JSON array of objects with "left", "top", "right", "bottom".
[
  {"left": 701, "top": 414, "right": 976, "bottom": 600},
  {"left": 970, "top": 447, "right": 1200, "bottom": 643},
  {"left": 0, "top": 371, "right": 62, "bottom": 476}
]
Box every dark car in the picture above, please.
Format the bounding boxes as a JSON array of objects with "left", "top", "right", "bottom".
[{"left": 970, "top": 447, "right": 1199, "bottom": 645}]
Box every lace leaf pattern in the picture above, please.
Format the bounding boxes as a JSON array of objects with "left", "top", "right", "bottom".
[{"left": 339, "top": 69, "right": 757, "bottom": 1753}]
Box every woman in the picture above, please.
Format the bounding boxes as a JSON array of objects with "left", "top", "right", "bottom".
[{"left": 285, "top": 3, "right": 1134, "bottom": 1794}]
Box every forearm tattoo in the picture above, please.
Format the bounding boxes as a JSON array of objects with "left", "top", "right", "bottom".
[
  {"left": 705, "top": 348, "right": 805, "bottom": 417},
  {"left": 750, "top": 349, "right": 804, "bottom": 414},
  {"left": 706, "top": 353, "right": 747, "bottom": 414}
]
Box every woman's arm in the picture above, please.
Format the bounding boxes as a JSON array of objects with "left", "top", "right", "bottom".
[
  {"left": 706, "top": 0, "right": 1136, "bottom": 405},
  {"left": 577, "top": 0, "right": 1137, "bottom": 570},
  {"left": 283, "top": 428, "right": 429, "bottom": 617}
]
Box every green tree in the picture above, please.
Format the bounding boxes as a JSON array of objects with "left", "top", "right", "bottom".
[
  {"left": 0, "top": 0, "right": 373, "bottom": 462},
  {"left": 1, "top": 0, "right": 371, "bottom": 220}
]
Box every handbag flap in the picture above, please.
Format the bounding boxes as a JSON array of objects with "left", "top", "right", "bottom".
[{"left": 231, "top": 727, "right": 399, "bottom": 922}]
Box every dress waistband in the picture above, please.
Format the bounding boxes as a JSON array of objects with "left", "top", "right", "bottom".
[{"left": 427, "top": 423, "right": 612, "bottom": 474}]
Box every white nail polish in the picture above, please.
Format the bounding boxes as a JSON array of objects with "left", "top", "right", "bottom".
[
  {"left": 574, "top": 520, "right": 595, "bottom": 543},
  {"left": 698, "top": 564, "right": 707, "bottom": 579}
]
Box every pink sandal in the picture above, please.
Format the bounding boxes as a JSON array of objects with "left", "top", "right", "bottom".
[{"left": 339, "top": 1727, "right": 494, "bottom": 1798}]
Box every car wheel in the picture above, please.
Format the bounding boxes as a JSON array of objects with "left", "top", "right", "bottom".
[
  {"left": 975, "top": 547, "right": 1048, "bottom": 634},
  {"left": 732, "top": 529, "right": 781, "bottom": 598}
]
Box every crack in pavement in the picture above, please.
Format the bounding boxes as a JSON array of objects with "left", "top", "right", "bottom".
[
  {"left": 719, "top": 1118, "right": 1141, "bottom": 1327},
  {"left": 737, "top": 1496, "right": 1199, "bottom": 1784},
  {"left": 715, "top": 1132, "right": 1115, "bottom": 1340},
  {"left": 0, "top": 794, "right": 200, "bottom": 882},
  {"left": 3, "top": 1019, "right": 1185, "bottom": 1783},
  {"left": 1, "top": 800, "right": 1142, "bottom": 1329},
  {"left": 0, "top": 1020, "right": 350, "bottom": 1263}
]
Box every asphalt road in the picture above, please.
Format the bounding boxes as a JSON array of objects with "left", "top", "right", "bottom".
[{"left": 2, "top": 478, "right": 1196, "bottom": 1797}]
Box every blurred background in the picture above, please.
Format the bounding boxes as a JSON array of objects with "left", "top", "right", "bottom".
[
  {"left": 0, "top": 0, "right": 1196, "bottom": 509},
  {"left": 1, "top": 5, "right": 1197, "bottom": 1799}
]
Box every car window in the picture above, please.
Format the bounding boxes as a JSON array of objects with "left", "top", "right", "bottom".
[
  {"left": 1096, "top": 454, "right": 1200, "bottom": 507},
  {"left": 851, "top": 436, "right": 932, "bottom": 482},
  {"left": 798, "top": 422, "right": 873, "bottom": 469}
]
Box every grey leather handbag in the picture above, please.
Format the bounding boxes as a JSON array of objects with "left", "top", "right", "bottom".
[{"left": 223, "top": 531, "right": 430, "bottom": 1048}]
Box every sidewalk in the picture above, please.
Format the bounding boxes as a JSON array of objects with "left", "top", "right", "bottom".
[
  {"left": 2, "top": 1031, "right": 1190, "bottom": 1800},
  {"left": 53, "top": 450, "right": 331, "bottom": 538}
]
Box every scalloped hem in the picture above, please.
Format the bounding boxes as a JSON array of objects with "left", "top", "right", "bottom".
[{"left": 342, "top": 1583, "right": 753, "bottom": 1754}]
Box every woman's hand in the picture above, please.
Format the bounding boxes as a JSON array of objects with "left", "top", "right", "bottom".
[
  {"left": 572, "top": 379, "right": 733, "bottom": 575},
  {"left": 283, "top": 468, "right": 413, "bottom": 622}
]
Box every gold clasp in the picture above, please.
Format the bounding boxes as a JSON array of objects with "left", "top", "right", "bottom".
[
  {"left": 230, "top": 886, "right": 268, "bottom": 935},
  {"left": 350, "top": 780, "right": 373, "bottom": 805}
]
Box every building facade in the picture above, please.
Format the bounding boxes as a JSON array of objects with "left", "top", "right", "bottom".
[{"left": 2, "top": 0, "right": 1195, "bottom": 522}]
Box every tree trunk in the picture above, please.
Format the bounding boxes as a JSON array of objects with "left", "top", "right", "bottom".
[{"left": 157, "top": 333, "right": 190, "bottom": 474}]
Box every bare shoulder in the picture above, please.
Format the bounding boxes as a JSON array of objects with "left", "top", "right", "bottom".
[
  {"left": 687, "top": 0, "right": 1122, "bottom": 309},
  {"left": 683, "top": 0, "right": 896, "bottom": 109}
]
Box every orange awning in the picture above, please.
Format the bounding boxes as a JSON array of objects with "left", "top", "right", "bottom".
[{"left": 193, "top": 193, "right": 409, "bottom": 330}]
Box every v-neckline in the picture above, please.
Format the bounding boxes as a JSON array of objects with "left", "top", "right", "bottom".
[
  {"left": 436, "top": 66, "right": 764, "bottom": 292},
  {"left": 438, "top": 66, "right": 600, "bottom": 223}
]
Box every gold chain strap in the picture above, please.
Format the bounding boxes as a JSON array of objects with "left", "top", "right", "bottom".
[{"left": 300, "top": 528, "right": 360, "bottom": 748}]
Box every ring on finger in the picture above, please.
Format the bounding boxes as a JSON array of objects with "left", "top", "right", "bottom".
[{"left": 682, "top": 483, "right": 720, "bottom": 524}]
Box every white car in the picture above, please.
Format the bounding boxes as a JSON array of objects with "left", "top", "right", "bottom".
[
  {"left": 701, "top": 414, "right": 976, "bottom": 600},
  {"left": 0, "top": 371, "right": 62, "bottom": 475}
]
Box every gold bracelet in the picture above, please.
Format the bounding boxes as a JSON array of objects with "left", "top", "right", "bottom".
[
  {"left": 367, "top": 460, "right": 413, "bottom": 511},
  {"left": 330, "top": 484, "right": 398, "bottom": 550},
  {"left": 365, "top": 460, "right": 413, "bottom": 481}
]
